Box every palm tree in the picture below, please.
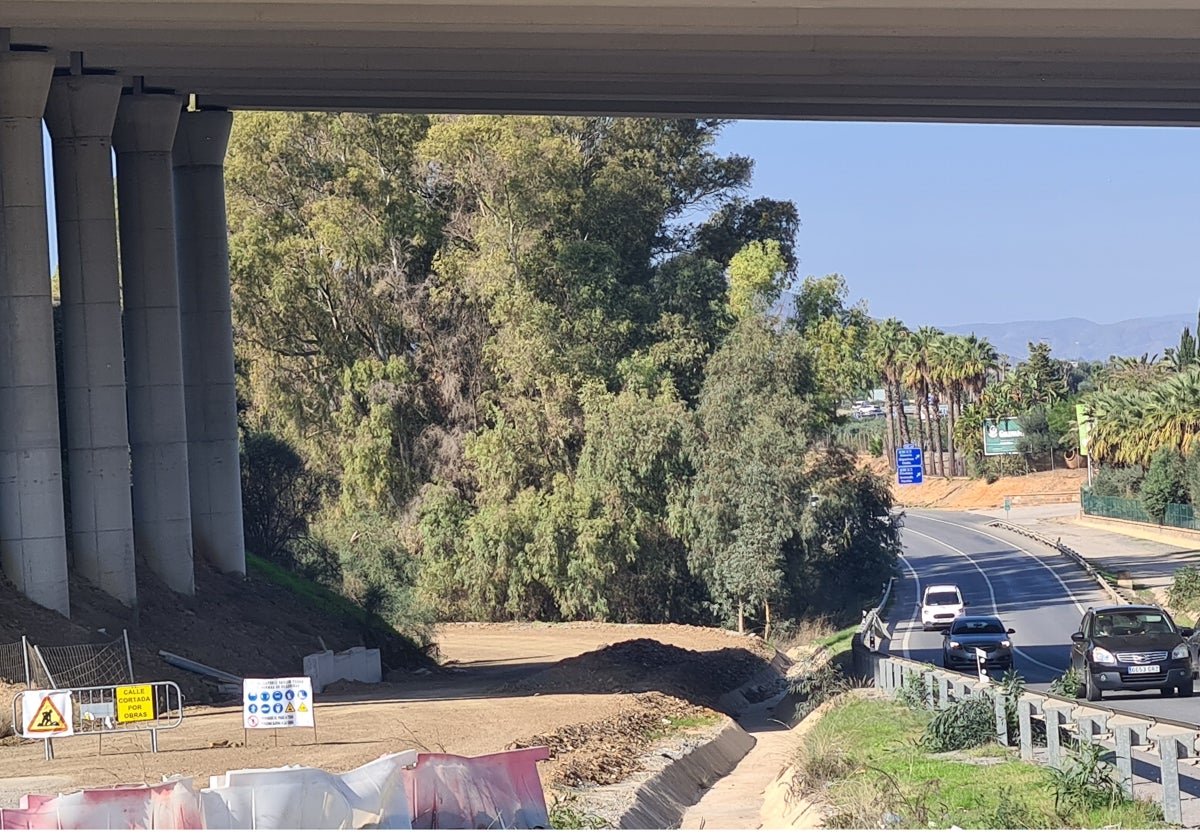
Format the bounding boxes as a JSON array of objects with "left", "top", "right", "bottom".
[
  {"left": 867, "top": 318, "right": 910, "bottom": 467},
  {"left": 904, "top": 326, "right": 944, "bottom": 476},
  {"left": 930, "top": 333, "right": 969, "bottom": 477}
]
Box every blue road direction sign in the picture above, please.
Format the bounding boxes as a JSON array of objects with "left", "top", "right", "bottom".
[{"left": 896, "top": 446, "right": 924, "bottom": 485}]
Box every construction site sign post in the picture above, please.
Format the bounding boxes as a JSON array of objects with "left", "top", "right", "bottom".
[
  {"left": 21, "top": 689, "right": 74, "bottom": 759},
  {"left": 116, "top": 684, "right": 156, "bottom": 723},
  {"left": 243, "top": 677, "right": 316, "bottom": 743}
]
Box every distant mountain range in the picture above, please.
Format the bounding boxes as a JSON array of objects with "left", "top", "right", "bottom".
[{"left": 938, "top": 314, "right": 1197, "bottom": 363}]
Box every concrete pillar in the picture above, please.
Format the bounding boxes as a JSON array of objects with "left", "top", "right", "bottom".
[
  {"left": 112, "top": 90, "right": 194, "bottom": 596},
  {"left": 173, "top": 108, "right": 245, "bottom": 576},
  {"left": 0, "top": 50, "right": 70, "bottom": 616},
  {"left": 44, "top": 72, "right": 138, "bottom": 607}
]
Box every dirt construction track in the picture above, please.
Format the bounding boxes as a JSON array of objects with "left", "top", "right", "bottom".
[{"left": 0, "top": 622, "right": 779, "bottom": 807}]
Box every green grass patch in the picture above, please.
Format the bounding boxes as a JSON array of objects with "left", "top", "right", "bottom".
[
  {"left": 801, "top": 695, "right": 1165, "bottom": 830},
  {"left": 245, "top": 551, "right": 432, "bottom": 668},
  {"left": 815, "top": 625, "right": 858, "bottom": 657},
  {"left": 646, "top": 711, "right": 723, "bottom": 741}
]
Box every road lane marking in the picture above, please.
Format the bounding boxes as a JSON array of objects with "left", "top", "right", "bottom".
[
  {"left": 906, "top": 512, "right": 1088, "bottom": 616},
  {"left": 905, "top": 526, "right": 1062, "bottom": 675},
  {"left": 896, "top": 553, "right": 922, "bottom": 656}
]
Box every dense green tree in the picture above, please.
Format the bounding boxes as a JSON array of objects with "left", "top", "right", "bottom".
[{"left": 1141, "top": 448, "right": 1189, "bottom": 522}]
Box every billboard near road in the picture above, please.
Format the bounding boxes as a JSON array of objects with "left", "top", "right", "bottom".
[
  {"left": 983, "top": 417, "right": 1023, "bottom": 456},
  {"left": 1076, "top": 403, "right": 1094, "bottom": 457}
]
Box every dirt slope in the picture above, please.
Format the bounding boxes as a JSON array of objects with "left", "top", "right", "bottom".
[
  {"left": 0, "top": 558, "right": 431, "bottom": 704},
  {"left": 863, "top": 456, "right": 1087, "bottom": 510}
]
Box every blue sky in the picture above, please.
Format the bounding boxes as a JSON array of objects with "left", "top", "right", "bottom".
[
  {"left": 45, "top": 120, "right": 1200, "bottom": 327},
  {"left": 711, "top": 120, "right": 1200, "bottom": 328}
]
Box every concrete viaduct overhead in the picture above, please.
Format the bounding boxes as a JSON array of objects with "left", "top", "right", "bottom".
[{"left": 1, "top": 1, "right": 1198, "bottom": 616}]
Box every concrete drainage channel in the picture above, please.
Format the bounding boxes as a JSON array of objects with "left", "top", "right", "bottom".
[{"left": 560, "top": 657, "right": 793, "bottom": 829}]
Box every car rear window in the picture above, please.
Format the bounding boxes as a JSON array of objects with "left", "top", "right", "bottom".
[
  {"left": 925, "top": 592, "right": 961, "bottom": 606},
  {"left": 952, "top": 619, "right": 1003, "bottom": 635}
]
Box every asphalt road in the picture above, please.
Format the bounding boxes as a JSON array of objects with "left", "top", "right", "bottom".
[{"left": 888, "top": 509, "right": 1200, "bottom": 724}]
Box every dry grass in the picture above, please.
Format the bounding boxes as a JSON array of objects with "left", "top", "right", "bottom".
[
  {"left": 787, "top": 726, "right": 859, "bottom": 801},
  {"left": 777, "top": 616, "right": 839, "bottom": 656},
  {"left": 0, "top": 681, "right": 20, "bottom": 738}
]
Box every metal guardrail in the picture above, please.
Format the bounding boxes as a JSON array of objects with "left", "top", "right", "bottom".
[
  {"left": 988, "top": 519, "right": 1126, "bottom": 606},
  {"left": 863, "top": 649, "right": 1200, "bottom": 826},
  {"left": 12, "top": 681, "right": 184, "bottom": 758}
]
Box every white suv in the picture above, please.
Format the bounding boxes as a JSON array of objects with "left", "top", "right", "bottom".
[{"left": 921, "top": 584, "right": 967, "bottom": 631}]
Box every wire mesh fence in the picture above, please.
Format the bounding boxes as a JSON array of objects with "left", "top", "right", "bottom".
[
  {"left": 32, "top": 632, "right": 134, "bottom": 689},
  {"left": 1082, "top": 489, "right": 1200, "bottom": 531},
  {"left": 0, "top": 639, "right": 28, "bottom": 686}
]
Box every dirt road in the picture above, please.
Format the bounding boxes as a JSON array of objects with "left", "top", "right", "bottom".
[{"left": 0, "top": 622, "right": 770, "bottom": 807}]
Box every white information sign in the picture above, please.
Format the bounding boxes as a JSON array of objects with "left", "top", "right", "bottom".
[
  {"left": 21, "top": 689, "right": 74, "bottom": 739},
  {"left": 242, "top": 677, "right": 315, "bottom": 729}
]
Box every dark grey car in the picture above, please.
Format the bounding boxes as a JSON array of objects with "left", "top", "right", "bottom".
[
  {"left": 941, "top": 615, "right": 1015, "bottom": 671},
  {"left": 1069, "top": 605, "right": 1194, "bottom": 700}
]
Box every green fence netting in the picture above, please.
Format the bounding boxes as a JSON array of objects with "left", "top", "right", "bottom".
[{"left": 1081, "top": 489, "right": 1199, "bottom": 530}]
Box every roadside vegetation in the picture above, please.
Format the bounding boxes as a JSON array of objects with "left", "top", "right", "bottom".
[
  {"left": 230, "top": 113, "right": 901, "bottom": 636},
  {"left": 791, "top": 694, "right": 1165, "bottom": 829}
]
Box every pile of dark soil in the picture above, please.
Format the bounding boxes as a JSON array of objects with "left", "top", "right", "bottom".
[
  {"left": 0, "top": 557, "right": 433, "bottom": 705},
  {"left": 506, "top": 691, "right": 717, "bottom": 787},
  {"left": 502, "top": 638, "right": 777, "bottom": 711}
]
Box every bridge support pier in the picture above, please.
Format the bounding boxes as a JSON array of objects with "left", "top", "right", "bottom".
[
  {"left": 0, "top": 49, "right": 71, "bottom": 616},
  {"left": 174, "top": 108, "right": 245, "bottom": 577},
  {"left": 45, "top": 72, "right": 138, "bottom": 607},
  {"left": 113, "top": 89, "right": 195, "bottom": 596}
]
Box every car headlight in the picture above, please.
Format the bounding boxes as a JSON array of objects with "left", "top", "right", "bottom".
[
  {"left": 1092, "top": 647, "right": 1117, "bottom": 665},
  {"left": 1172, "top": 643, "right": 1190, "bottom": 660},
  {"left": 1000, "top": 640, "right": 1011, "bottom": 648},
  {"left": 948, "top": 641, "right": 960, "bottom": 648}
]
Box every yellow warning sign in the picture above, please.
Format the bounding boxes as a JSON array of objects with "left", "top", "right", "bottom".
[
  {"left": 27, "top": 695, "right": 69, "bottom": 734},
  {"left": 285, "top": 702, "right": 295, "bottom": 713},
  {"left": 116, "top": 684, "right": 156, "bottom": 723},
  {"left": 298, "top": 703, "right": 308, "bottom": 713}
]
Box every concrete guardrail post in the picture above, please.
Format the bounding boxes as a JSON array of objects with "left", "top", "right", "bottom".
[
  {"left": 1108, "top": 715, "right": 1151, "bottom": 799},
  {"left": 1072, "top": 708, "right": 1110, "bottom": 745},
  {"left": 923, "top": 670, "right": 937, "bottom": 710},
  {"left": 1018, "top": 694, "right": 1044, "bottom": 762},
  {"left": 1150, "top": 725, "right": 1195, "bottom": 825},
  {"left": 991, "top": 689, "right": 1008, "bottom": 745},
  {"left": 872, "top": 654, "right": 883, "bottom": 689},
  {"left": 1042, "top": 700, "right": 1075, "bottom": 769}
]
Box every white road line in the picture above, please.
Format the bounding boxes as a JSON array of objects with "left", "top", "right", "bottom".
[
  {"left": 906, "top": 512, "right": 1088, "bottom": 616},
  {"left": 905, "top": 526, "right": 1062, "bottom": 674},
  {"left": 896, "top": 553, "right": 922, "bottom": 656}
]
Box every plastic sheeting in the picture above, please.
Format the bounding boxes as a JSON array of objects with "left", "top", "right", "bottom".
[
  {"left": 0, "top": 747, "right": 550, "bottom": 830},
  {"left": 200, "top": 750, "right": 418, "bottom": 829},
  {"left": 403, "top": 747, "right": 551, "bottom": 829},
  {"left": 0, "top": 778, "right": 202, "bottom": 830}
]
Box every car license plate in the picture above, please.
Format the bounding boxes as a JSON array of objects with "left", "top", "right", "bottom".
[{"left": 1128, "top": 664, "right": 1160, "bottom": 674}]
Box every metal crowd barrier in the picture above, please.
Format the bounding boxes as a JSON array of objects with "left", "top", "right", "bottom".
[{"left": 12, "top": 681, "right": 184, "bottom": 758}]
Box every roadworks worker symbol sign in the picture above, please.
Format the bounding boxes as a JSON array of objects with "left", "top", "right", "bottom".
[{"left": 22, "top": 690, "right": 74, "bottom": 738}]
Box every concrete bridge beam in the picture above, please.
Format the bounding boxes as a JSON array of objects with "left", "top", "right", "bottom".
[
  {"left": 0, "top": 49, "right": 71, "bottom": 616},
  {"left": 173, "top": 107, "right": 245, "bottom": 577},
  {"left": 112, "top": 88, "right": 195, "bottom": 596},
  {"left": 44, "top": 71, "right": 138, "bottom": 607}
]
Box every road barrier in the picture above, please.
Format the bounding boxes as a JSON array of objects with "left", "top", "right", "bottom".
[
  {"left": 858, "top": 642, "right": 1200, "bottom": 826},
  {"left": 11, "top": 681, "right": 183, "bottom": 758},
  {"left": 988, "top": 519, "right": 1126, "bottom": 605}
]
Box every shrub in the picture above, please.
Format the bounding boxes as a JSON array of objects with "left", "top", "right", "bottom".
[
  {"left": 1049, "top": 668, "right": 1083, "bottom": 698},
  {"left": 1091, "top": 464, "right": 1145, "bottom": 498},
  {"left": 1141, "top": 447, "right": 1188, "bottom": 522},
  {"left": 896, "top": 669, "right": 932, "bottom": 710},
  {"left": 921, "top": 696, "right": 996, "bottom": 752},
  {"left": 788, "top": 662, "right": 849, "bottom": 721},
  {"left": 1168, "top": 565, "right": 1200, "bottom": 611},
  {"left": 1046, "top": 741, "right": 1124, "bottom": 816}
]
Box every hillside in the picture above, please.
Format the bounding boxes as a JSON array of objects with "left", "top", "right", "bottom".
[
  {"left": 866, "top": 457, "right": 1087, "bottom": 510},
  {"left": 0, "top": 557, "right": 433, "bottom": 704},
  {"left": 939, "top": 313, "right": 1191, "bottom": 362}
]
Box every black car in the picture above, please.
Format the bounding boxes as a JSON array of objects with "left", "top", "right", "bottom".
[
  {"left": 1069, "top": 606, "right": 1195, "bottom": 700},
  {"left": 941, "top": 615, "right": 1015, "bottom": 671}
]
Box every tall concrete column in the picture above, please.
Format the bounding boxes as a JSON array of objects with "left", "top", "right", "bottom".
[
  {"left": 112, "top": 90, "right": 194, "bottom": 596},
  {"left": 174, "top": 108, "right": 245, "bottom": 576},
  {"left": 44, "top": 72, "right": 138, "bottom": 607},
  {"left": 0, "top": 50, "right": 71, "bottom": 616}
]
